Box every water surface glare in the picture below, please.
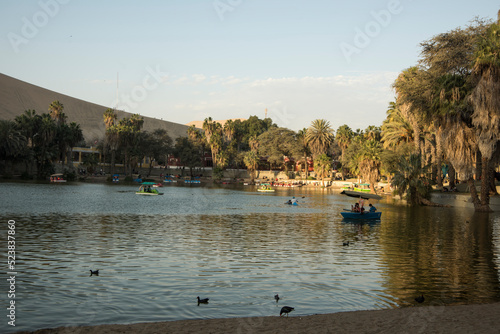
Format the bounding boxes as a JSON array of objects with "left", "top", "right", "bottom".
[{"left": 1, "top": 182, "right": 500, "bottom": 332}]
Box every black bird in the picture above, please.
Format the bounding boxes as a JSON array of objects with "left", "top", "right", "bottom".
[
  {"left": 274, "top": 294, "right": 280, "bottom": 302},
  {"left": 89, "top": 270, "right": 99, "bottom": 276},
  {"left": 280, "top": 306, "right": 294, "bottom": 317},
  {"left": 197, "top": 296, "right": 209, "bottom": 304},
  {"left": 415, "top": 294, "right": 425, "bottom": 303},
  {"left": 343, "top": 241, "right": 349, "bottom": 246}
]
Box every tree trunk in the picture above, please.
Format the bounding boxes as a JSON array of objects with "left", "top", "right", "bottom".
[
  {"left": 449, "top": 164, "right": 456, "bottom": 188},
  {"left": 110, "top": 150, "right": 116, "bottom": 176},
  {"left": 435, "top": 130, "right": 443, "bottom": 189},
  {"left": 489, "top": 165, "right": 498, "bottom": 195},
  {"left": 468, "top": 176, "right": 491, "bottom": 212},
  {"left": 480, "top": 157, "right": 490, "bottom": 208}
]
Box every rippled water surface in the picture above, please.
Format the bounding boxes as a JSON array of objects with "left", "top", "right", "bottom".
[{"left": 1, "top": 182, "right": 500, "bottom": 332}]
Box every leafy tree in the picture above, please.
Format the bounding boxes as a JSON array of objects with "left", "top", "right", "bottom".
[
  {"left": 257, "top": 127, "right": 301, "bottom": 171},
  {"left": 173, "top": 136, "right": 202, "bottom": 177}
]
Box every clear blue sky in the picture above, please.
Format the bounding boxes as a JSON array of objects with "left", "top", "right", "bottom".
[{"left": 1, "top": 0, "right": 498, "bottom": 132}]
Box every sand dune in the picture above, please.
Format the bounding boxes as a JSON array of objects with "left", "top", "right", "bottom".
[{"left": 0, "top": 73, "right": 188, "bottom": 142}]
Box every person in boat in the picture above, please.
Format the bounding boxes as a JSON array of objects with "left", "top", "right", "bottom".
[
  {"left": 291, "top": 196, "right": 298, "bottom": 205},
  {"left": 286, "top": 199, "right": 292, "bottom": 205},
  {"left": 352, "top": 203, "right": 360, "bottom": 212},
  {"left": 369, "top": 203, "right": 376, "bottom": 212}
]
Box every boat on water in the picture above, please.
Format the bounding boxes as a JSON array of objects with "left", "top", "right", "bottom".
[
  {"left": 50, "top": 173, "right": 67, "bottom": 183},
  {"left": 353, "top": 183, "right": 371, "bottom": 193},
  {"left": 257, "top": 186, "right": 275, "bottom": 192},
  {"left": 340, "top": 190, "right": 383, "bottom": 200},
  {"left": 340, "top": 211, "right": 381, "bottom": 220},
  {"left": 136, "top": 182, "right": 163, "bottom": 195}
]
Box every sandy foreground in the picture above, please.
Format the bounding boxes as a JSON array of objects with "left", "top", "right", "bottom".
[{"left": 17, "top": 303, "right": 500, "bottom": 334}]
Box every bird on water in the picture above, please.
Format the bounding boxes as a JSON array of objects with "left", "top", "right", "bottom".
[
  {"left": 89, "top": 270, "right": 99, "bottom": 276},
  {"left": 280, "top": 306, "right": 294, "bottom": 317},
  {"left": 415, "top": 295, "right": 425, "bottom": 303},
  {"left": 197, "top": 296, "right": 209, "bottom": 304},
  {"left": 274, "top": 294, "right": 280, "bottom": 302},
  {"left": 343, "top": 241, "right": 349, "bottom": 246}
]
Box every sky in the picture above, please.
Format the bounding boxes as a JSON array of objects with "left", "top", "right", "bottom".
[{"left": 0, "top": 0, "right": 498, "bottom": 132}]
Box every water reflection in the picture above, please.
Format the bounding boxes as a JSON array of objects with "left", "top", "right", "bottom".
[{"left": 0, "top": 182, "right": 499, "bottom": 332}]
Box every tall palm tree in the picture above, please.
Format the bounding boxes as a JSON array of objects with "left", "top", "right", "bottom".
[
  {"left": 335, "top": 124, "right": 353, "bottom": 180},
  {"left": 381, "top": 103, "right": 413, "bottom": 149},
  {"left": 470, "top": 16, "right": 500, "bottom": 211},
  {"left": 313, "top": 153, "right": 332, "bottom": 187},
  {"left": 244, "top": 150, "right": 259, "bottom": 183},
  {"left": 296, "top": 128, "right": 310, "bottom": 178},
  {"left": 306, "top": 119, "right": 334, "bottom": 159},
  {"left": 0, "top": 120, "right": 27, "bottom": 173},
  {"left": 65, "top": 122, "right": 84, "bottom": 168},
  {"left": 202, "top": 117, "right": 223, "bottom": 168},
  {"left": 103, "top": 108, "right": 117, "bottom": 129},
  {"left": 49, "top": 100, "right": 66, "bottom": 125},
  {"left": 103, "top": 109, "right": 118, "bottom": 175},
  {"left": 358, "top": 140, "right": 382, "bottom": 193}
]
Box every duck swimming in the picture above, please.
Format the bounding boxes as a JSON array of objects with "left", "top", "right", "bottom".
[{"left": 197, "top": 296, "right": 209, "bottom": 304}]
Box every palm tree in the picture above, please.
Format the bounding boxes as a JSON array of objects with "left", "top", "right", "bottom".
[
  {"left": 469, "top": 16, "right": 500, "bottom": 211},
  {"left": 364, "top": 125, "right": 381, "bottom": 141},
  {"left": 359, "top": 140, "right": 383, "bottom": 193},
  {"left": 48, "top": 100, "right": 66, "bottom": 125},
  {"left": 391, "top": 153, "right": 431, "bottom": 205},
  {"left": 306, "top": 119, "right": 334, "bottom": 159},
  {"left": 243, "top": 150, "right": 259, "bottom": 184},
  {"left": 103, "top": 108, "right": 117, "bottom": 129},
  {"left": 65, "top": 122, "right": 84, "bottom": 168},
  {"left": 381, "top": 102, "right": 413, "bottom": 149},
  {"left": 296, "top": 128, "right": 310, "bottom": 179},
  {"left": 335, "top": 124, "right": 353, "bottom": 180},
  {"left": 0, "top": 120, "right": 27, "bottom": 173},
  {"left": 103, "top": 109, "right": 118, "bottom": 175},
  {"left": 202, "top": 117, "right": 223, "bottom": 168},
  {"left": 313, "top": 153, "right": 332, "bottom": 187}
]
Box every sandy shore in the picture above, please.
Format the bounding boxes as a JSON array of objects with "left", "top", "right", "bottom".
[{"left": 18, "top": 303, "right": 500, "bottom": 334}]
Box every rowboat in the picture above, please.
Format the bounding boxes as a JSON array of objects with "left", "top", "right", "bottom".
[
  {"left": 136, "top": 182, "right": 163, "bottom": 195},
  {"left": 340, "top": 211, "right": 381, "bottom": 220},
  {"left": 257, "top": 186, "right": 275, "bottom": 192},
  {"left": 50, "top": 173, "right": 67, "bottom": 183}
]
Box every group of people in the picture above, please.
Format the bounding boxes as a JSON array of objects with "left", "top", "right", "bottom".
[
  {"left": 286, "top": 196, "right": 298, "bottom": 205},
  {"left": 352, "top": 199, "right": 376, "bottom": 214}
]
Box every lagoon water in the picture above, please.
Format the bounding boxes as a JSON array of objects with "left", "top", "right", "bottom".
[{"left": 1, "top": 182, "right": 500, "bottom": 332}]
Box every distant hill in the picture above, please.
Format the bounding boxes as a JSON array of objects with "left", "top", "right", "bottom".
[
  {"left": 0, "top": 73, "right": 188, "bottom": 142},
  {"left": 186, "top": 118, "right": 247, "bottom": 129}
]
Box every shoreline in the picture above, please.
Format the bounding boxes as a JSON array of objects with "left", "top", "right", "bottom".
[{"left": 16, "top": 302, "right": 500, "bottom": 334}]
